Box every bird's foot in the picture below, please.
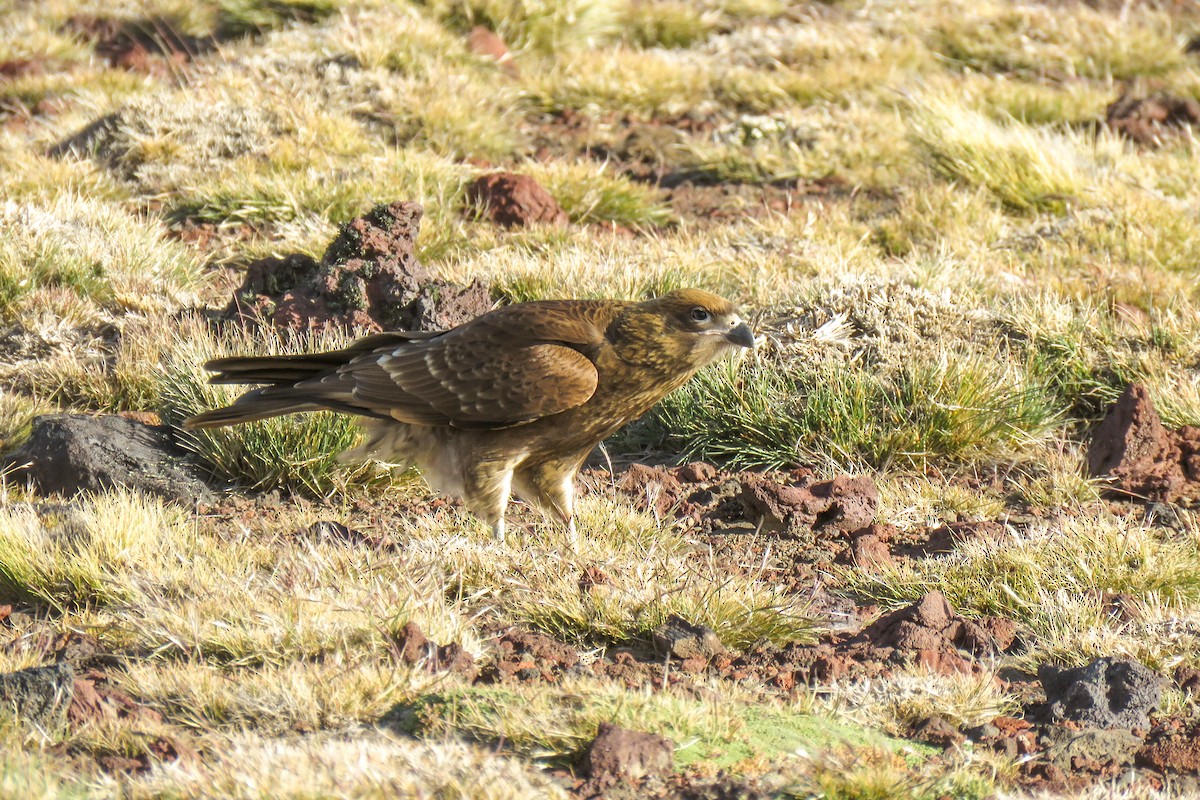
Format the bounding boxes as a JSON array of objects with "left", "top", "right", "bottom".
[
  {"left": 492, "top": 518, "right": 506, "bottom": 544},
  {"left": 566, "top": 516, "right": 578, "bottom": 553}
]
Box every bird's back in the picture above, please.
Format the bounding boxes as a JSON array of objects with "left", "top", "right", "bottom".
[{"left": 184, "top": 297, "right": 631, "bottom": 431}]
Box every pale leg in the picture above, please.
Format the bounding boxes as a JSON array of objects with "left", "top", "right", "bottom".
[{"left": 566, "top": 515, "right": 578, "bottom": 552}]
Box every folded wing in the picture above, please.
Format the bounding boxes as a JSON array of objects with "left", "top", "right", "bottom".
[{"left": 184, "top": 301, "right": 612, "bottom": 430}]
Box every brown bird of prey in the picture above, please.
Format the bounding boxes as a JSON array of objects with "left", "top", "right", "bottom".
[{"left": 185, "top": 289, "right": 755, "bottom": 543}]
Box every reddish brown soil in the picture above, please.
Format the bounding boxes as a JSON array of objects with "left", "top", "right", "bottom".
[
  {"left": 67, "top": 668, "right": 164, "bottom": 728},
  {"left": 391, "top": 621, "right": 477, "bottom": 679},
  {"left": 1106, "top": 94, "right": 1200, "bottom": 146},
  {"left": 63, "top": 15, "right": 215, "bottom": 73},
  {"left": 1138, "top": 719, "right": 1200, "bottom": 773},
  {"left": 466, "top": 26, "right": 519, "bottom": 77}
]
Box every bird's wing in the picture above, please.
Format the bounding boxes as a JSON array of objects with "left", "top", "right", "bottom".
[{"left": 302, "top": 301, "right": 615, "bottom": 428}]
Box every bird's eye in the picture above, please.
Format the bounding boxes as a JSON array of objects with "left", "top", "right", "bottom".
[{"left": 690, "top": 308, "right": 710, "bottom": 322}]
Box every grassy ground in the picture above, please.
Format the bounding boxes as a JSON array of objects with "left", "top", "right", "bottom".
[{"left": 4, "top": 0, "right": 1200, "bottom": 797}]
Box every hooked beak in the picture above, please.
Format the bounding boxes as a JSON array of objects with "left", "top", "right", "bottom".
[{"left": 726, "top": 321, "right": 756, "bottom": 349}]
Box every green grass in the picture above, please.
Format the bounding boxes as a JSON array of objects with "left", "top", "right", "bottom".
[
  {"left": 157, "top": 322, "right": 377, "bottom": 496},
  {"left": 930, "top": 2, "right": 1183, "bottom": 81},
  {"left": 639, "top": 351, "right": 1061, "bottom": 472},
  {"left": 524, "top": 161, "right": 673, "bottom": 226},
  {"left": 908, "top": 98, "right": 1087, "bottom": 214},
  {"left": 0, "top": 194, "right": 200, "bottom": 321},
  {"left": 0, "top": 493, "right": 184, "bottom": 611},
  {"left": 216, "top": 0, "right": 339, "bottom": 38},
  {"left": 401, "top": 684, "right": 934, "bottom": 768},
  {"left": 418, "top": 496, "right": 819, "bottom": 648}
]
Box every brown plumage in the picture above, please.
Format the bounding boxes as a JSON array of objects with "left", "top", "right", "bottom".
[{"left": 185, "top": 289, "right": 755, "bottom": 543}]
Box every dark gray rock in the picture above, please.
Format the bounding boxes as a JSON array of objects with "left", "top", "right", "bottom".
[
  {"left": 1040, "top": 657, "right": 1162, "bottom": 729},
  {"left": 0, "top": 662, "right": 74, "bottom": 729},
  {"left": 3, "top": 414, "right": 216, "bottom": 504},
  {"left": 651, "top": 615, "right": 727, "bottom": 661}
]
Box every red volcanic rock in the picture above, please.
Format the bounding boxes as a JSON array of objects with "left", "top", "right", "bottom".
[
  {"left": 227, "top": 202, "right": 492, "bottom": 334},
  {"left": 466, "top": 172, "right": 568, "bottom": 228},
  {"left": 1087, "top": 384, "right": 1200, "bottom": 502}
]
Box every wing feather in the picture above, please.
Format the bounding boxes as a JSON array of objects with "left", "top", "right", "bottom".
[{"left": 294, "top": 301, "right": 615, "bottom": 428}]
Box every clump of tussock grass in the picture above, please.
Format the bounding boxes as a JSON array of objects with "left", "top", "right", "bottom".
[
  {"left": 0, "top": 391, "right": 54, "bottom": 452},
  {"left": 158, "top": 320, "right": 377, "bottom": 496},
  {"left": 930, "top": 1, "right": 1183, "bottom": 81},
  {"left": 622, "top": 0, "right": 791, "bottom": 49},
  {"left": 1005, "top": 444, "right": 1101, "bottom": 512},
  {"left": 699, "top": 16, "right": 934, "bottom": 107},
  {"left": 623, "top": 1, "right": 721, "bottom": 49},
  {"left": 325, "top": 5, "right": 473, "bottom": 75},
  {"left": 809, "top": 670, "right": 1018, "bottom": 735},
  {"left": 419, "top": 0, "right": 623, "bottom": 53},
  {"left": 948, "top": 74, "right": 1110, "bottom": 126},
  {"left": 472, "top": 233, "right": 741, "bottom": 304},
  {"left": 367, "top": 69, "right": 526, "bottom": 161},
  {"left": 0, "top": 492, "right": 186, "bottom": 610},
  {"left": 907, "top": 97, "right": 1087, "bottom": 214},
  {"left": 672, "top": 111, "right": 816, "bottom": 185},
  {"left": 1031, "top": 599, "right": 1200, "bottom": 674},
  {"left": 640, "top": 349, "right": 1061, "bottom": 472},
  {"left": 113, "top": 511, "right": 478, "bottom": 668},
  {"left": 525, "top": 47, "right": 711, "bottom": 117},
  {"left": 521, "top": 161, "right": 672, "bottom": 227},
  {"left": 166, "top": 145, "right": 472, "bottom": 248},
  {"left": 0, "top": 139, "right": 128, "bottom": 206},
  {"left": 122, "top": 660, "right": 425, "bottom": 735},
  {"left": 1, "top": 315, "right": 182, "bottom": 415},
  {"left": 683, "top": 103, "right": 915, "bottom": 190},
  {"left": 1066, "top": 191, "right": 1200, "bottom": 279},
  {"left": 0, "top": 749, "right": 71, "bottom": 797},
  {"left": 874, "top": 475, "right": 1007, "bottom": 532},
  {"left": 1002, "top": 292, "right": 1200, "bottom": 429},
  {"left": 791, "top": 752, "right": 997, "bottom": 800},
  {"left": 868, "top": 186, "right": 1002, "bottom": 260},
  {"left": 53, "top": 56, "right": 484, "bottom": 238},
  {"left": 0, "top": 194, "right": 200, "bottom": 321},
  {"left": 281, "top": 17, "right": 528, "bottom": 160}
]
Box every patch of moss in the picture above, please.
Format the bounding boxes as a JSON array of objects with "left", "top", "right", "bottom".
[
  {"left": 392, "top": 687, "right": 934, "bottom": 772},
  {"left": 674, "top": 705, "right": 936, "bottom": 771}
]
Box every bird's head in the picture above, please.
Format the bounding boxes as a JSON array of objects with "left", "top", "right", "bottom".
[{"left": 609, "top": 289, "right": 755, "bottom": 369}]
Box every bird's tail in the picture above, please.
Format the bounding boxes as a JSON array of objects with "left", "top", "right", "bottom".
[
  {"left": 181, "top": 332, "right": 437, "bottom": 430},
  {"left": 182, "top": 348, "right": 377, "bottom": 430}
]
